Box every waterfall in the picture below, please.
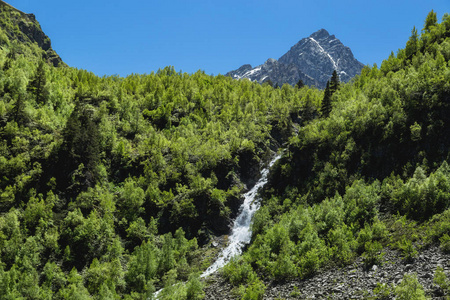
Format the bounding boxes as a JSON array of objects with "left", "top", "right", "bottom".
[
  {"left": 154, "top": 153, "right": 281, "bottom": 298},
  {"left": 201, "top": 153, "right": 281, "bottom": 278}
]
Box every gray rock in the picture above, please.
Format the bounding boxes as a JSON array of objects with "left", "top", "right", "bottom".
[
  {"left": 226, "top": 58, "right": 318, "bottom": 88},
  {"left": 227, "top": 29, "right": 364, "bottom": 89},
  {"left": 203, "top": 246, "right": 450, "bottom": 299},
  {"left": 279, "top": 29, "right": 365, "bottom": 88}
]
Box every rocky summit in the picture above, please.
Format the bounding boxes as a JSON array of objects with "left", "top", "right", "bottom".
[{"left": 227, "top": 29, "right": 364, "bottom": 89}]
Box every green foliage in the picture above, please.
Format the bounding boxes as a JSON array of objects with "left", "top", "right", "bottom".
[
  {"left": 394, "top": 273, "right": 427, "bottom": 300},
  {"left": 440, "top": 234, "right": 450, "bottom": 253},
  {"left": 218, "top": 13, "right": 450, "bottom": 296},
  {"left": 385, "top": 162, "right": 450, "bottom": 220},
  {"left": 362, "top": 240, "right": 384, "bottom": 267},
  {"left": 320, "top": 81, "right": 332, "bottom": 118},
  {"left": 185, "top": 273, "right": 205, "bottom": 300},
  {"left": 329, "top": 69, "right": 340, "bottom": 93},
  {"left": 27, "top": 60, "right": 48, "bottom": 104},
  {"left": 424, "top": 10, "right": 438, "bottom": 33},
  {"left": 1, "top": 9, "right": 450, "bottom": 298},
  {"left": 343, "top": 179, "right": 380, "bottom": 227},
  {"left": 320, "top": 70, "right": 340, "bottom": 118},
  {"left": 373, "top": 282, "right": 394, "bottom": 299},
  {"left": 222, "top": 257, "right": 257, "bottom": 286},
  {"left": 434, "top": 266, "right": 450, "bottom": 296},
  {"left": 240, "top": 278, "right": 266, "bottom": 300}
]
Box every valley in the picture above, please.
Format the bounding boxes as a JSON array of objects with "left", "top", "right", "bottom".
[{"left": 0, "top": 1, "right": 450, "bottom": 299}]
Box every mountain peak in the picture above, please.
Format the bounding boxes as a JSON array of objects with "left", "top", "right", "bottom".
[
  {"left": 310, "top": 29, "right": 330, "bottom": 40},
  {"left": 227, "top": 29, "right": 364, "bottom": 88}
]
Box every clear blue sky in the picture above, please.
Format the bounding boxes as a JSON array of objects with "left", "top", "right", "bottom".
[{"left": 6, "top": 0, "right": 449, "bottom": 77}]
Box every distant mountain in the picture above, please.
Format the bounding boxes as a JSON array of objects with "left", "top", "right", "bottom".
[
  {"left": 0, "top": 0, "right": 63, "bottom": 66},
  {"left": 227, "top": 58, "right": 318, "bottom": 87},
  {"left": 227, "top": 29, "right": 364, "bottom": 89}
]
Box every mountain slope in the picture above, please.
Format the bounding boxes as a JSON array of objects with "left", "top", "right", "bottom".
[
  {"left": 279, "top": 29, "right": 364, "bottom": 87},
  {"left": 227, "top": 29, "right": 364, "bottom": 88},
  {"left": 0, "top": 0, "right": 63, "bottom": 66},
  {"left": 0, "top": 3, "right": 326, "bottom": 298},
  {"left": 1, "top": 3, "right": 450, "bottom": 299},
  {"left": 216, "top": 11, "right": 450, "bottom": 299}
]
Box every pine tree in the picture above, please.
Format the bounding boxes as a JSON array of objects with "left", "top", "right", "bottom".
[
  {"left": 321, "top": 81, "right": 332, "bottom": 118},
  {"left": 263, "top": 78, "right": 274, "bottom": 88},
  {"left": 296, "top": 79, "right": 305, "bottom": 89},
  {"left": 405, "top": 26, "right": 419, "bottom": 58},
  {"left": 424, "top": 10, "right": 437, "bottom": 32},
  {"left": 27, "top": 60, "right": 48, "bottom": 103},
  {"left": 59, "top": 95, "right": 101, "bottom": 193},
  {"left": 12, "top": 94, "right": 27, "bottom": 124},
  {"left": 329, "top": 70, "right": 340, "bottom": 93}
]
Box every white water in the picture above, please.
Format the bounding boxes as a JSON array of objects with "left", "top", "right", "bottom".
[
  {"left": 201, "top": 153, "right": 281, "bottom": 278},
  {"left": 153, "top": 154, "right": 281, "bottom": 298}
]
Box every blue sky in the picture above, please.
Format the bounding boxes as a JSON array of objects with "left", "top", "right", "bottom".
[{"left": 6, "top": 0, "right": 449, "bottom": 77}]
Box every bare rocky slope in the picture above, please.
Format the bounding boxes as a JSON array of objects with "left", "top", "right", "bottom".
[{"left": 203, "top": 245, "right": 450, "bottom": 299}]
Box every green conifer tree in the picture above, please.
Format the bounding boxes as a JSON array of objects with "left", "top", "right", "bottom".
[
  {"left": 329, "top": 70, "right": 340, "bottom": 93},
  {"left": 405, "top": 26, "right": 419, "bottom": 58},
  {"left": 27, "top": 60, "right": 48, "bottom": 103},
  {"left": 59, "top": 95, "right": 101, "bottom": 192},
  {"left": 12, "top": 94, "right": 27, "bottom": 124},
  {"left": 263, "top": 78, "right": 274, "bottom": 88},
  {"left": 321, "top": 81, "right": 332, "bottom": 118},
  {"left": 424, "top": 10, "right": 437, "bottom": 32}
]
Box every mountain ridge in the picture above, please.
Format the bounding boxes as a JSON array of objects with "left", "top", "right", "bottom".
[
  {"left": 0, "top": 0, "right": 25, "bottom": 14},
  {"left": 0, "top": 0, "right": 63, "bottom": 66}
]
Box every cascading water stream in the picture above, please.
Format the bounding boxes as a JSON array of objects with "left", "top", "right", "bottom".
[
  {"left": 154, "top": 153, "right": 281, "bottom": 298},
  {"left": 201, "top": 153, "right": 281, "bottom": 278}
]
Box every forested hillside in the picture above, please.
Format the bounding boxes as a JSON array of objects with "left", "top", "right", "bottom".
[
  {"left": 0, "top": 2, "right": 324, "bottom": 299},
  {"left": 0, "top": 1, "right": 450, "bottom": 298},
  {"left": 219, "top": 11, "right": 450, "bottom": 299}
]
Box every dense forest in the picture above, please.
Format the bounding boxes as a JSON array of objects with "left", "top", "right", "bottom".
[{"left": 0, "top": 1, "right": 450, "bottom": 298}]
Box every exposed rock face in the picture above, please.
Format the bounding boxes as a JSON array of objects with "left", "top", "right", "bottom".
[
  {"left": 227, "top": 29, "right": 364, "bottom": 89},
  {"left": 0, "top": 0, "right": 64, "bottom": 66},
  {"left": 279, "top": 29, "right": 365, "bottom": 88},
  {"left": 227, "top": 58, "right": 318, "bottom": 87}
]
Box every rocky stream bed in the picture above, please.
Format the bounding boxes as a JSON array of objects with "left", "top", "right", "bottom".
[{"left": 203, "top": 246, "right": 450, "bottom": 299}]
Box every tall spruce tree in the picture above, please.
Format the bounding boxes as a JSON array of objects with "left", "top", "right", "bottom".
[
  {"left": 12, "top": 94, "right": 27, "bottom": 124},
  {"left": 59, "top": 95, "right": 101, "bottom": 193},
  {"left": 321, "top": 81, "right": 332, "bottom": 118},
  {"left": 296, "top": 79, "right": 305, "bottom": 89},
  {"left": 263, "top": 78, "right": 274, "bottom": 88},
  {"left": 424, "top": 10, "right": 437, "bottom": 32},
  {"left": 27, "top": 60, "right": 48, "bottom": 103},
  {"left": 405, "top": 26, "right": 419, "bottom": 58},
  {"left": 329, "top": 70, "right": 340, "bottom": 93}
]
